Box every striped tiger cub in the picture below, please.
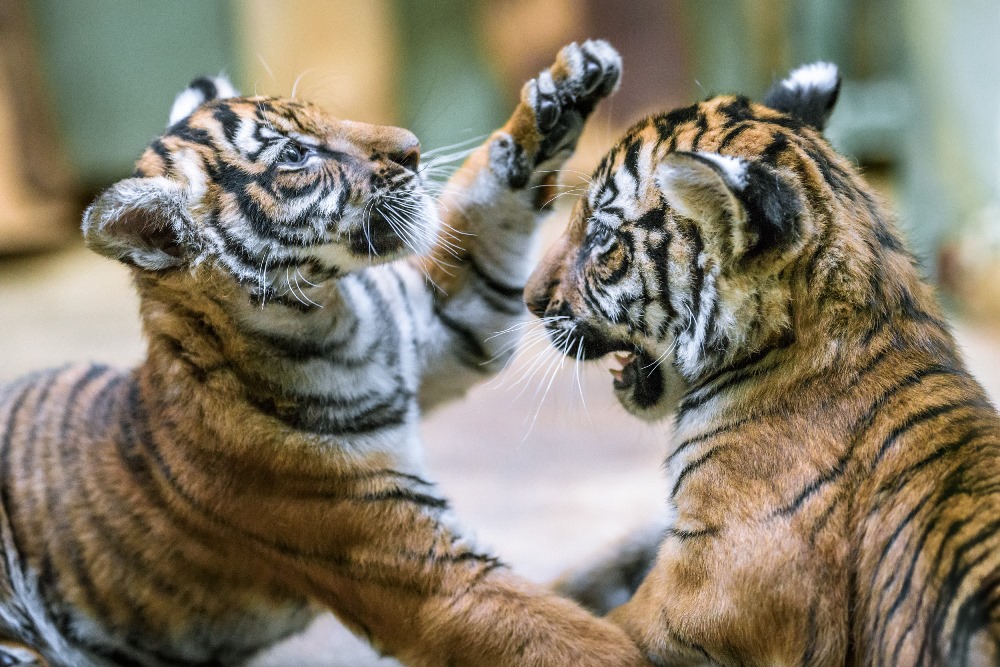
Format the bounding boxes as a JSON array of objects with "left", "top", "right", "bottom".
[
  {"left": 0, "top": 41, "right": 649, "bottom": 666},
  {"left": 527, "top": 62, "right": 1000, "bottom": 665}
]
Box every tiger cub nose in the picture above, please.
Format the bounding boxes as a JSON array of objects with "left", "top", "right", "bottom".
[
  {"left": 524, "top": 271, "right": 552, "bottom": 318},
  {"left": 389, "top": 143, "right": 420, "bottom": 171},
  {"left": 525, "top": 291, "right": 549, "bottom": 319},
  {"left": 343, "top": 121, "right": 421, "bottom": 170},
  {"left": 375, "top": 126, "right": 420, "bottom": 171}
]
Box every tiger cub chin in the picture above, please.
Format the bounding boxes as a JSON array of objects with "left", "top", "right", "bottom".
[
  {"left": 0, "top": 42, "right": 650, "bottom": 667},
  {"left": 529, "top": 62, "right": 1000, "bottom": 665}
]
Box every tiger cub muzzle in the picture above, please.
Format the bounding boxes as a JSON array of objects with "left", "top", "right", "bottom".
[{"left": 525, "top": 282, "right": 671, "bottom": 416}]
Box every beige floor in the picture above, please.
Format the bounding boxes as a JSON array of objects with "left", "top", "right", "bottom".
[{"left": 1, "top": 242, "right": 999, "bottom": 666}]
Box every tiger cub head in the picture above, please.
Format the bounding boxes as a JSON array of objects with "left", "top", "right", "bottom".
[
  {"left": 526, "top": 63, "right": 914, "bottom": 420},
  {"left": 82, "top": 76, "right": 434, "bottom": 304}
]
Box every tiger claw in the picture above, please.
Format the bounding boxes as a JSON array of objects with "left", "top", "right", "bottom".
[
  {"left": 528, "top": 40, "right": 621, "bottom": 161},
  {"left": 582, "top": 56, "right": 604, "bottom": 95},
  {"left": 536, "top": 94, "right": 561, "bottom": 133}
]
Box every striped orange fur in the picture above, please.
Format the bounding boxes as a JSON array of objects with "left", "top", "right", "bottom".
[
  {"left": 0, "top": 42, "right": 649, "bottom": 665},
  {"left": 528, "top": 63, "right": 1000, "bottom": 665}
]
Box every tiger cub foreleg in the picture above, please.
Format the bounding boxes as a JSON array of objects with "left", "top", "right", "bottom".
[
  {"left": 414, "top": 40, "right": 621, "bottom": 408},
  {"left": 258, "top": 464, "right": 649, "bottom": 666}
]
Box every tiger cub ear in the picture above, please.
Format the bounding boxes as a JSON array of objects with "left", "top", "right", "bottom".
[
  {"left": 82, "top": 177, "right": 196, "bottom": 271},
  {"left": 169, "top": 74, "right": 239, "bottom": 126},
  {"left": 656, "top": 151, "right": 800, "bottom": 262},
  {"left": 762, "top": 62, "right": 840, "bottom": 131}
]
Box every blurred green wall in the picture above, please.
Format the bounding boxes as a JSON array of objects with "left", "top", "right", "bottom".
[
  {"left": 393, "top": 0, "right": 504, "bottom": 153},
  {"left": 29, "top": 0, "right": 240, "bottom": 187}
]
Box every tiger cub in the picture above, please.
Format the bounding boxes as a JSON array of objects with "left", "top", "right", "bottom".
[
  {"left": 0, "top": 42, "right": 649, "bottom": 666},
  {"left": 527, "top": 62, "right": 1000, "bottom": 665}
]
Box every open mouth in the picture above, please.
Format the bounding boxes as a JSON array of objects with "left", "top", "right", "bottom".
[
  {"left": 607, "top": 348, "right": 665, "bottom": 409},
  {"left": 609, "top": 351, "right": 638, "bottom": 389}
]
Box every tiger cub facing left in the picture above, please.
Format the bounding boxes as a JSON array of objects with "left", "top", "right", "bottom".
[
  {"left": 528, "top": 62, "right": 1000, "bottom": 665},
  {"left": 0, "top": 42, "right": 648, "bottom": 666}
]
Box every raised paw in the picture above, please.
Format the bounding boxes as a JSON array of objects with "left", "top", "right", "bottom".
[
  {"left": 530, "top": 40, "right": 622, "bottom": 143},
  {"left": 490, "top": 40, "right": 622, "bottom": 191}
]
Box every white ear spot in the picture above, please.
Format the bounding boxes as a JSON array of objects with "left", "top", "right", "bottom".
[
  {"left": 168, "top": 74, "right": 240, "bottom": 127},
  {"left": 781, "top": 62, "right": 839, "bottom": 94},
  {"left": 694, "top": 152, "right": 749, "bottom": 189},
  {"left": 212, "top": 74, "right": 239, "bottom": 99},
  {"left": 169, "top": 89, "right": 205, "bottom": 126}
]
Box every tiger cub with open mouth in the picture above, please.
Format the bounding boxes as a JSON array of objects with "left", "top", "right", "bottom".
[{"left": 529, "top": 62, "right": 1000, "bottom": 665}]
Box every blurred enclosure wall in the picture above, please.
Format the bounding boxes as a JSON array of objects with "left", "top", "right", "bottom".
[{"left": 2, "top": 0, "right": 1000, "bottom": 321}]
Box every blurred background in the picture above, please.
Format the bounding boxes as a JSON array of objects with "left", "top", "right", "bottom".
[{"left": 1, "top": 0, "right": 999, "bottom": 664}]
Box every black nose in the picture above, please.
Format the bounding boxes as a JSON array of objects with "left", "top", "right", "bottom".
[{"left": 389, "top": 144, "right": 420, "bottom": 171}]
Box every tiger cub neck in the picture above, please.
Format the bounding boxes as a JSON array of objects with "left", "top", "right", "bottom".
[{"left": 132, "top": 266, "right": 425, "bottom": 473}]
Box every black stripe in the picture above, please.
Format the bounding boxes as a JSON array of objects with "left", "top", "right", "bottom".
[
  {"left": 652, "top": 104, "right": 698, "bottom": 144},
  {"left": 165, "top": 120, "right": 212, "bottom": 146},
  {"left": 681, "top": 221, "right": 705, "bottom": 324},
  {"left": 870, "top": 399, "right": 989, "bottom": 469},
  {"left": 665, "top": 526, "right": 718, "bottom": 540},
  {"left": 671, "top": 336, "right": 896, "bottom": 475},
  {"left": 876, "top": 516, "right": 967, "bottom": 655},
  {"left": 717, "top": 122, "right": 750, "bottom": 151},
  {"left": 671, "top": 446, "right": 723, "bottom": 498},
  {"left": 148, "top": 139, "right": 173, "bottom": 173},
  {"left": 666, "top": 416, "right": 754, "bottom": 465},
  {"left": 789, "top": 402, "right": 978, "bottom": 526},
  {"left": 808, "top": 497, "right": 839, "bottom": 545},
  {"left": 926, "top": 518, "right": 1000, "bottom": 656},
  {"left": 800, "top": 596, "right": 820, "bottom": 666},
  {"left": 874, "top": 423, "right": 991, "bottom": 511},
  {"left": 468, "top": 257, "right": 524, "bottom": 300},
  {"left": 43, "top": 368, "right": 115, "bottom": 633},
  {"left": 865, "top": 486, "right": 940, "bottom": 623},
  {"left": 678, "top": 355, "right": 783, "bottom": 415},
  {"left": 135, "top": 387, "right": 462, "bottom": 578},
  {"left": 310, "top": 488, "right": 449, "bottom": 511},
  {"left": 622, "top": 139, "right": 642, "bottom": 183},
  {"left": 434, "top": 304, "right": 490, "bottom": 369},
  {"left": 717, "top": 96, "right": 755, "bottom": 123},
  {"left": 113, "top": 378, "right": 220, "bottom": 546},
  {"left": 689, "top": 111, "right": 709, "bottom": 150},
  {"left": 0, "top": 380, "right": 46, "bottom": 646},
  {"left": 80, "top": 380, "right": 229, "bottom": 630},
  {"left": 14, "top": 369, "right": 66, "bottom": 485},
  {"left": 56, "top": 366, "right": 109, "bottom": 442},
  {"left": 250, "top": 387, "right": 413, "bottom": 436},
  {"left": 241, "top": 318, "right": 368, "bottom": 364},
  {"left": 948, "top": 565, "right": 1000, "bottom": 665},
  {"left": 878, "top": 445, "right": 1000, "bottom": 662}
]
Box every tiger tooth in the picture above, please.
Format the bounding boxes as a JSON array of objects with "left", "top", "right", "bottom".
[
  {"left": 609, "top": 367, "right": 624, "bottom": 381},
  {"left": 614, "top": 353, "right": 635, "bottom": 367}
]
